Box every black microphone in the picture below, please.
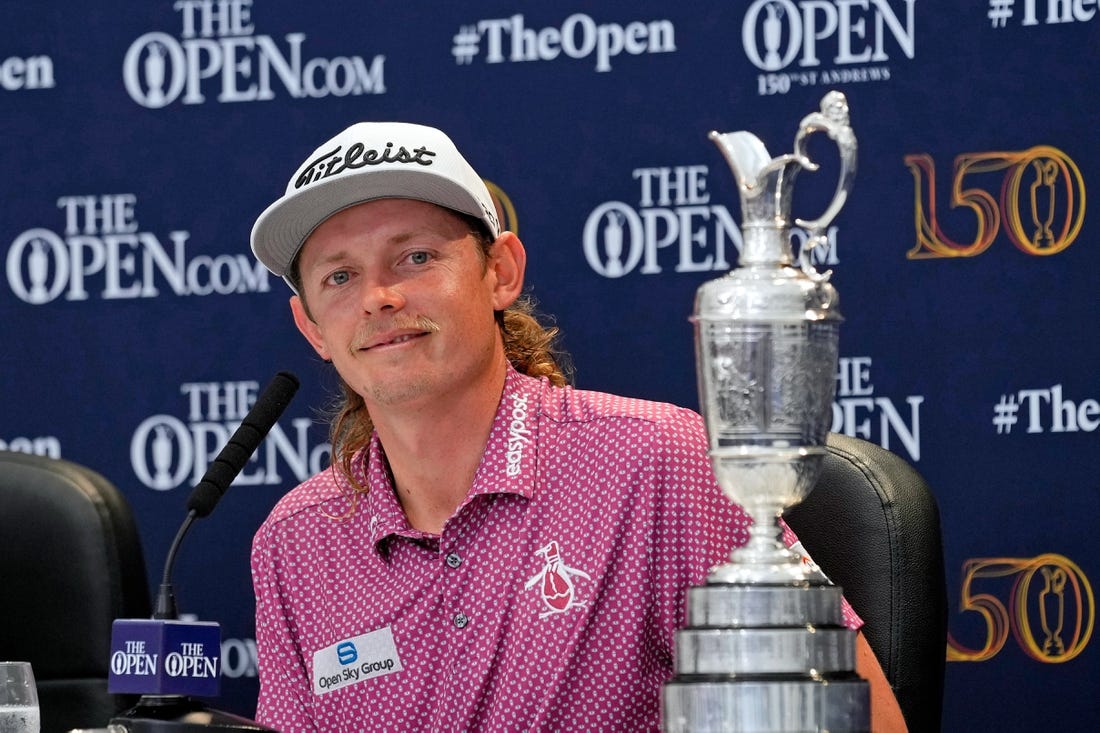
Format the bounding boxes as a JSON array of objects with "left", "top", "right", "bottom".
[
  {"left": 154, "top": 371, "right": 300, "bottom": 619},
  {"left": 187, "top": 371, "right": 301, "bottom": 518},
  {"left": 109, "top": 372, "right": 299, "bottom": 732}
]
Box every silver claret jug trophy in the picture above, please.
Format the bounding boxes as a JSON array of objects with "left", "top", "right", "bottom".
[{"left": 662, "top": 92, "right": 868, "bottom": 732}]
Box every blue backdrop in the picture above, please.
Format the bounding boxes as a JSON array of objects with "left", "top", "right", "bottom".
[{"left": 3, "top": 2, "right": 1097, "bottom": 728}]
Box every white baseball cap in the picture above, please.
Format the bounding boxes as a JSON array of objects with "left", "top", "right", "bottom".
[{"left": 250, "top": 122, "right": 501, "bottom": 288}]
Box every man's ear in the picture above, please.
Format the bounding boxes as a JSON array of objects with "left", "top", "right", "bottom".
[
  {"left": 290, "top": 295, "right": 330, "bottom": 361},
  {"left": 489, "top": 232, "right": 526, "bottom": 310}
]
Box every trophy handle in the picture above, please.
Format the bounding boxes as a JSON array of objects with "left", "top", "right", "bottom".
[{"left": 792, "top": 92, "right": 857, "bottom": 279}]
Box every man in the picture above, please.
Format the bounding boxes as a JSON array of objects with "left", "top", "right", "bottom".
[{"left": 249, "top": 122, "right": 906, "bottom": 731}]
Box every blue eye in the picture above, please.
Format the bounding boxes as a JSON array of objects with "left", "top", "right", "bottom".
[
  {"left": 407, "top": 251, "right": 431, "bottom": 265},
  {"left": 329, "top": 270, "right": 350, "bottom": 285}
]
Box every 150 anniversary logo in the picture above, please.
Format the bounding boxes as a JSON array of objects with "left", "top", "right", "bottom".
[
  {"left": 949, "top": 554, "right": 1094, "bottom": 663},
  {"left": 905, "top": 146, "right": 1086, "bottom": 259}
]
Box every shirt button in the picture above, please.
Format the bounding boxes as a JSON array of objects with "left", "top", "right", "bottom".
[
  {"left": 445, "top": 552, "right": 462, "bottom": 569},
  {"left": 453, "top": 613, "right": 469, "bottom": 629}
]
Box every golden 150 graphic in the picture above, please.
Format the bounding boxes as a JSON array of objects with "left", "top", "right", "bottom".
[
  {"left": 905, "top": 146, "right": 1085, "bottom": 258},
  {"left": 905, "top": 148, "right": 1094, "bottom": 661},
  {"left": 948, "top": 554, "right": 1094, "bottom": 664}
]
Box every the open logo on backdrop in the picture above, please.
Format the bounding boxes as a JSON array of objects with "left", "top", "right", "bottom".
[
  {"left": 583, "top": 164, "right": 840, "bottom": 278},
  {"left": 123, "top": 1, "right": 385, "bottom": 108},
  {"left": 4, "top": 194, "right": 270, "bottom": 304},
  {"left": 742, "top": 0, "right": 916, "bottom": 96},
  {"left": 130, "top": 379, "right": 329, "bottom": 492}
]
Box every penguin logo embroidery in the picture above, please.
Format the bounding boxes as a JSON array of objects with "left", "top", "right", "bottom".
[{"left": 524, "top": 541, "right": 592, "bottom": 619}]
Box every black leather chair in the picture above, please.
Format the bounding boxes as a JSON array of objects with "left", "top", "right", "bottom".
[
  {"left": 785, "top": 433, "right": 948, "bottom": 733},
  {"left": 0, "top": 451, "right": 152, "bottom": 733}
]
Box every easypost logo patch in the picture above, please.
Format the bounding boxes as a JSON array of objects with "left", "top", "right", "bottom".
[{"left": 505, "top": 393, "right": 532, "bottom": 477}]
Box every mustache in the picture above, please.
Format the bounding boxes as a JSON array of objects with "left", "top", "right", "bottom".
[{"left": 353, "top": 315, "right": 441, "bottom": 347}]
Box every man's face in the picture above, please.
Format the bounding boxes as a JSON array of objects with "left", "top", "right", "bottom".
[{"left": 290, "top": 198, "right": 522, "bottom": 411}]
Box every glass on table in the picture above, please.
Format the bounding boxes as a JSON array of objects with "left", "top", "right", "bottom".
[{"left": 0, "top": 662, "right": 39, "bottom": 733}]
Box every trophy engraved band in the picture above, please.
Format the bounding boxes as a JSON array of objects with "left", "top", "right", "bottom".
[{"left": 662, "top": 92, "right": 869, "bottom": 732}]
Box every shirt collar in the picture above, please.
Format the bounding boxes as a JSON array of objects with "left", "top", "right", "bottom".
[
  {"left": 362, "top": 366, "right": 544, "bottom": 552},
  {"left": 467, "top": 366, "right": 541, "bottom": 502}
]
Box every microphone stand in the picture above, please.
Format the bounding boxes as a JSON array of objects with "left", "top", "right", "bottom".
[
  {"left": 110, "top": 511, "right": 277, "bottom": 732},
  {"left": 110, "top": 372, "right": 300, "bottom": 732}
]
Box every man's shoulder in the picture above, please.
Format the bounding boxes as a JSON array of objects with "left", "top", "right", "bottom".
[
  {"left": 540, "top": 380, "right": 703, "bottom": 432},
  {"left": 259, "top": 466, "right": 352, "bottom": 528},
  {"left": 531, "top": 380, "right": 710, "bottom": 460}
]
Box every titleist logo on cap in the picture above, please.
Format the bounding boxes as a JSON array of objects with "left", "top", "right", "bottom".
[{"left": 295, "top": 142, "right": 436, "bottom": 190}]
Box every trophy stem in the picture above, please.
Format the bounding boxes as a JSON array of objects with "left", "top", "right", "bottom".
[
  {"left": 709, "top": 500, "right": 822, "bottom": 585},
  {"left": 744, "top": 504, "right": 794, "bottom": 562}
]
